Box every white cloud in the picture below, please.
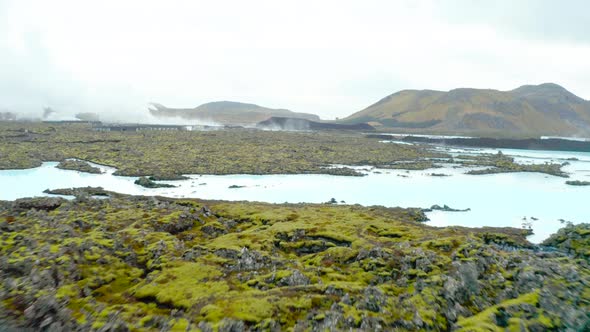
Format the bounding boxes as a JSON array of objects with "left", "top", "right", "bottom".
[{"left": 1, "top": 0, "right": 589, "bottom": 120}]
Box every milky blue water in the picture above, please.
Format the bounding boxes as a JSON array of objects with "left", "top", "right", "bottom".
[{"left": 1, "top": 147, "right": 589, "bottom": 243}]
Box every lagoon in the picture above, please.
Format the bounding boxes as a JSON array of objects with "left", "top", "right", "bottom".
[{"left": 1, "top": 147, "right": 589, "bottom": 243}]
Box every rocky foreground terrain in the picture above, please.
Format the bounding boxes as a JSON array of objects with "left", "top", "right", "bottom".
[{"left": 0, "top": 189, "right": 589, "bottom": 331}]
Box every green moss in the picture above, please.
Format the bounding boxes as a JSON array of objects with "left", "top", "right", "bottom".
[
  {"left": 56, "top": 285, "right": 79, "bottom": 299},
  {"left": 456, "top": 308, "right": 503, "bottom": 332},
  {"left": 91, "top": 321, "right": 105, "bottom": 330},
  {"left": 341, "top": 305, "right": 363, "bottom": 327},
  {"left": 170, "top": 318, "right": 190, "bottom": 331},
  {"left": 457, "top": 291, "right": 540, "bottom": 331},
  {"left": 200, "top": 304, "right": 224, "bottom": 321},
  {"left": 49, "top": 244, "right": 60, "bottom": 254},
  {"left": 507, "top": 318, "right": 524, "bottom": 332},
  {"left": 133, "top": 262, "right": 229, "bottom": 309},
  {"left": 537, "top": 312, "right": 554, "bottom": 328},
  {"left": 223, "top": 297, "right": 275, "bottom": 322},
  {"left": 408, "top": 293, "right": 439, "bottom": 326}
]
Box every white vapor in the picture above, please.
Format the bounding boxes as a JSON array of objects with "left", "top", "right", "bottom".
[{"left": 1, "top": 0, "right": 590, "bottom": 121}]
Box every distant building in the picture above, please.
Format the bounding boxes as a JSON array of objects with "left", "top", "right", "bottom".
[
  {"left": 43, "top": 120, "right": 101, "bottom": 125},
  {"left": 92, "top": 123, "right": 187, "bottom": 132},
  {"left": 185, "top": 124, "right": 233, "bottom": 131}
]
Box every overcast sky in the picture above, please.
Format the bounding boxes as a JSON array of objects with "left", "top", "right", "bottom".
[{"left": 1, "top": 0, "right": 589, "bottom": 121}]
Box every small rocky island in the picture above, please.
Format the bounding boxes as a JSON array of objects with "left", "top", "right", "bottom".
[
  {"left": 423, "top": 204, "right": 471, "bottom": 212},
  {"left": 134, "top": 176, "right": 176, "bottom": 188},
  {"left": 56, "top": 159, "right": 102, "bottom": 174},
  {"left": 463, "top": 152, "right": 569, "bottom": 178},
  {"left": 565, "top": 180, "right": 590, "bottom": 186}
]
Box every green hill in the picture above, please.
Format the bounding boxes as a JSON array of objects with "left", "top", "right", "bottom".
[
  {"left": 149, "top": 101, "right": 320, "bottom": 126},
  {"left": 343, "top": 83, "right": 590, "bottom": 137}
]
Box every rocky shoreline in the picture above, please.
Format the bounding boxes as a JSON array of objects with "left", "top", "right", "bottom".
[
  {"left": 0, "top": 122, "right": 442, "bottom": 180},
  {"left": 566, "top": 180, "right": 590, "bottom": 186},
  {"left": 56, "top": 160, "right": 102, "bottom": 174},
  {"left": 134, "top": 176, "right": 177, "bottom": 188},
  {"left": 458, "top": 151, "right": 569, "bottom": 178},
  {"left": 1, "top": 123, "right": 580, "bottom": 181},
  {"left": 423, "top": 204, "right": 471, "bottom": 213},
  {"left": 367, "top": 134, "right": 590, "bottom": 153}
]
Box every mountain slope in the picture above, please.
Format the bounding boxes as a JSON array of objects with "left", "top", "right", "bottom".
[
  {"left": 343, "top": 83, "right": 590, "bottom": 137},
  {"left": 149, "top": 101, "right": 320, "bottom": 125}
]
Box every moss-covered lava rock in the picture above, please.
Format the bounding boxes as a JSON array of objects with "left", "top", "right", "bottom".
[
  {"left": 542, "top": 223, "right": 590, "bottom": 261},
  {"left": 0, "top": 190, "right": 588, "bottom": 330}
]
